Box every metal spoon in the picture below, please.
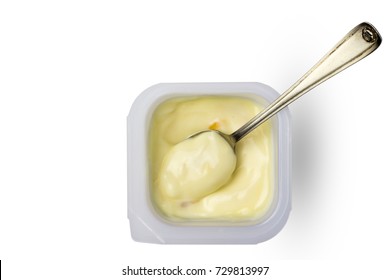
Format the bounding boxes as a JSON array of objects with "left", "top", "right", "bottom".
[{"left": 193, "top": 22, "right": 382, "bottom": 149}]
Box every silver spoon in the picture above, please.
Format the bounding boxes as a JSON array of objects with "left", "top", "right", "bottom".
[
  {"left": 158, "top": 22, "right": 382, "bottom": 201},
  {"left": 193, "top": 22, "right": 381, "bottom": 149}
]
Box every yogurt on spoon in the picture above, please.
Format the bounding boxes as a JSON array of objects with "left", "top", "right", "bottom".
[{"left": 158, "top": 130, "right": 236, "bottom": 202}]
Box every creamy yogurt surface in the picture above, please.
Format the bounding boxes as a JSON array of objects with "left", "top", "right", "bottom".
[
  {"left": 158, "top": 131, "right": 237, "bottom": 201},
  {"left": 149, "top": 96, "right": 275, "bottom": 221}
]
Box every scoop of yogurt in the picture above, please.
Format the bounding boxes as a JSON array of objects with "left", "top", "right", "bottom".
[{"left": 158, "top": 131, "right": 237, "bottom": 201}]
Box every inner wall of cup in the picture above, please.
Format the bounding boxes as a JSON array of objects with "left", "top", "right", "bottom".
[{"left": 145, "top": 91, "right": 282, "bottom": 226}]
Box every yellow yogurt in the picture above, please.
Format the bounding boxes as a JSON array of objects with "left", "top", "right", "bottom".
[
  {"left": 158, "top": 131, "right": 237, "bottom": 201},
  {"left": 149, "top": 96, "right": 275, "bottom": 221}
]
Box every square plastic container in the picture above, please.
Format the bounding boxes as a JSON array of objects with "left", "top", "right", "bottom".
[{"left": 127, "top": 82, "right": 291, "bottom": 244}]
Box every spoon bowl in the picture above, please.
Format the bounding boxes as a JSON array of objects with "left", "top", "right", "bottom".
[{"left": 189, "top": 129, "right": 237, "bottom": 150}]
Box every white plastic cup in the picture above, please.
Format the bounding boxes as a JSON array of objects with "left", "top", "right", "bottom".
[{"left": 127, "top": 82, "right": 291, "bottom": 244}]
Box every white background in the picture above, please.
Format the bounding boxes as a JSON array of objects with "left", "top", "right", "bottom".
[{"left": 0, "top": 0, "right": 389, "bottom": 279}]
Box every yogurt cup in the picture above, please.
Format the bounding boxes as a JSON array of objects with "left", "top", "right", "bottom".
[{"left": 127, "top": 82, "right": 291, "bottom": 244}]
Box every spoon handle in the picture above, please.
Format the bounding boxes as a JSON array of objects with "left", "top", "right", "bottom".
[{"left": 232, "top": 22, "right": 381, "bottom": 142}]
